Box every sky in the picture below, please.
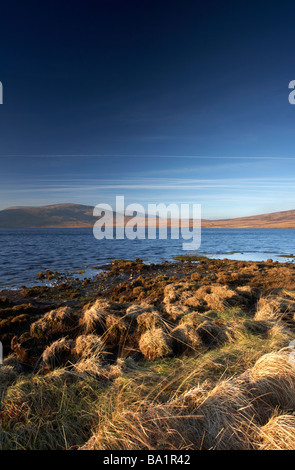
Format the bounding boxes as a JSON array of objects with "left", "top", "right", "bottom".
[{"left": 1, "top": 0, "right": 295, "bottom": 218}]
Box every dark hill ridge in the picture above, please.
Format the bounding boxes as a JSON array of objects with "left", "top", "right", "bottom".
[
  {"left": 0, "top": 203, "right": 295, "bottom": 228},
  {"left": 0, "top": 203, "right": 96, "bottom": 228},
  {"left": 0, "top": 203, "right": 141, "bottom": 228}
]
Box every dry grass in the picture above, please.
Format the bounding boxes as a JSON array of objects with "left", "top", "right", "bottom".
[
  {"left": 79, "top": 349, "right": 295, "bottom": 451},
  {"left": 80, "top": 403, "right": 204, "bottom": 450},
  {"left": 139, "top": 327, "right": 173, "bottom": 361},
  {"left": 171, "top": 324, "right": 202, "bottom": 354},
  {"left": 136, "top": 311, "right": 170, "bottom": 333},
  {"left": 248, "top": 350, "right": 295, "bottom": 413},
  {"left": 256, "top": 413, "right": 295, "bottom": 450},
  {"left": 78, "top": 299, "right": 111, "bottom": 334},
  {"left": 81, "top": 367, "right": 257, "bottom": 451},
  {"left": 74, "top": 334, "right": 106, "bottom": 377},
  {"left": 3, "top": 270, "right": 295, "bottom": 450},
  {"left": 42, "top": 338, "right": 75, "bottom": 370},
  {"left": 0, "top": 369, "right": 106, "bottom": 450},
  {"left": 30, "top": 306, "right": 77, "bottom": 338},
  {"left": 181, "top": 285, "right": 246, "bottom": 312},
  {"left": 3, "top": 331, "right": 295, "bottom": 450},
  {"left": 125, "top": 302, "right": 156, "bottom": 320},
  {"left": 75, "top": 334, "right": 105, "bottom": 359},
  {"left": 267, "top": 322, "right": 294, "bottom": 349},
  {"left": 0, "top": 355, "right": 19, "bottom": 396},
  {"left": 185, "top": 380, "right": 257, "bottom": 450},
  {"left": 164, "top": 302, "right": 190, "bottom": 321},
  {"left": 104, "top": 313, "right": 128, "bottom": 344},
  {"left": 255, "top": 295, "right": 295, "bottom": 321}
]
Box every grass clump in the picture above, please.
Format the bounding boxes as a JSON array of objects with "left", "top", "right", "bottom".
[
  {"left": 0, "top": 370, "right": 107, "bottom": 450},
  {"left": 42, "top": 338, "right": 76, "bottom": 370},
  {"left": 139, "top": 328, "right": 173, "bottom": 361},
  {"left": 74, "top": 334, "right": 107, "bottom": 377},
  {"left": 30, "top": 306, "right": 77, "bottom": 338},
  {"left": 257, "top": 413, "right": 295, "bottom": 450},
  {"left": 3, "top": 258, "right": 295, "bottom": 450}
]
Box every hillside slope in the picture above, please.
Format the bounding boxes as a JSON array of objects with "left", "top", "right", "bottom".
[{"left": 0, "top": 203, "right": 295, "bottom": 228}]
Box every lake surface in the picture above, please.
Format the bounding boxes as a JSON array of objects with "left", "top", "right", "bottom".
[{"left": 0, "top": 228, "right": 294, "bottom": 289}]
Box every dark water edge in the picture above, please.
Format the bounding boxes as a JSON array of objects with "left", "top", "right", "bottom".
[{"left": 0, "top": 227, "right": 294, "bottom": 289}]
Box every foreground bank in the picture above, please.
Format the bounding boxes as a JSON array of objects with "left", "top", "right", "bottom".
[{"left": 1, "top": 257, "right": 295, "bottom": 450}]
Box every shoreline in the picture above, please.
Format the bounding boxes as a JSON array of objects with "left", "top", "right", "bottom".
[
  {"left": 1, "top": 250, "right": 295, "bottom": 292},
  {"left": 1, "top": 254, "right": 295, "bottom": 297},
  {"left": 1, "top": 256, "right": 295, "bottom": 359},
  {"left": 1, "top": 255, "right": 295, "bottom": 449}
]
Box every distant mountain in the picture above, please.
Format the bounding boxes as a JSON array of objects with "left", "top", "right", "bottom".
[
  {"left": 0, "top": 203, "right": 97, "bottom": 228},
  {"left": 0, "top": 203, "right": 146, "bottom": 228},
  {"left": 0, "top": 203, "right": 295, "bottom": 228},
  {"left": 201, "top": 209, "right": 295, "bottom": 228}
]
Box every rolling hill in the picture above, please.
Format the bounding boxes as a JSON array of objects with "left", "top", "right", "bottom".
[{"left": 0, "top": 203, "right": 295, "bottom": 228}]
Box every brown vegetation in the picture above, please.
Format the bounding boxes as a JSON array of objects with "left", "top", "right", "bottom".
[{"left": 1, "top": 257, "right": 295, "bottom": 450}]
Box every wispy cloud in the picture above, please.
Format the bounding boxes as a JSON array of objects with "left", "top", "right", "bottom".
[{"left": 1, "top": 176, "right": 295, "bottom": 192}]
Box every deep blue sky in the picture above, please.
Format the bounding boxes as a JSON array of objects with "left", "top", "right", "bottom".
[{"left": 1, "top": 0, "right": 295, "bottom": 218}]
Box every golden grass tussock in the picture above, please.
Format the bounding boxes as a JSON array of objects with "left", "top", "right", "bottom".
[
  {"left": 104, "top": 313, "right": 128, "bottom": 344},
  {"left": 78, "top": 299, "right": 112, "bottom": 334},
  {"left": 249, "top": 350, "right": 295, "bottom": 412},
  {"left": 81, "top": 377, "right": 258, "bottom": 451},
  {"left": 30, "top": 306, "right": 77, "bottom": 338},
  {"left": 204, "top": 285, "right": 243, "bottom": 311},
  {"left": 182, "top": 285, "right": 246, "bottom": 312},
  {"left": 256, "top": 413, "right": 295, "bottom": 450},
  {"left": 180, "top": 313, "right": 242, "bottom": 346},
  {"left": 267, "top": 321, "right": 294, "bottom": 349},
  {"left": 195, "top": 320, "right": 227, "bottom": 347},
  {"left": 255, "top": 294, "right": 295, "bottom": 322},
  {"left": 195, "top": 380, "right": 257, "bottom": 450},
  {"left": 139, "top": 327, "right": 173, "bottom": 361},
  {"left": 175, "top": 379, "right": 257, "bottom": 450},
  {"left": 163, "top": 302, "right": 190, "bottom": 321},
  {"left": 125, "top": 302, "right": 156, "bottom": 320},
  {"left": 0, "top": 370, "right": 102, "bottom": 450},
  {"left": 163, "top": 283, "right": 186, "bottom": 303},
  {"left": 42, "top": 337, "right": 76, "bottom": 370},
  {"left": 81, "top": 349, "right": 295, "bottom": 451},
  {"left": 170, "top": 324, "right": 202, "bottom": 354},
  {"left": 80, "top": 403, "right": 204, "bottom": 450},
  {"left": 74, "top": 334, "right": 106, "bottom": 377},
  {"left": 136, "top": 311, "right": 170, "bottom": 333},
  {"left": 75, "top": 334, "right": 105, "bottom": 359}
]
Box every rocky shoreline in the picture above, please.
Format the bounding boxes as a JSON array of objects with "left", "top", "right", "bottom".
[
  {"left": 1, "top": 256, "right": 295, "bottom": 450},
  {"left": 1, "top": 256, "right": 295, "bottom": 371}
]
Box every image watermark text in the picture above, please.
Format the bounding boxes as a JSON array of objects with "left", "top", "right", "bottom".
[{"left": 93, "top": 196, "right": 201, "bottom": 251}]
